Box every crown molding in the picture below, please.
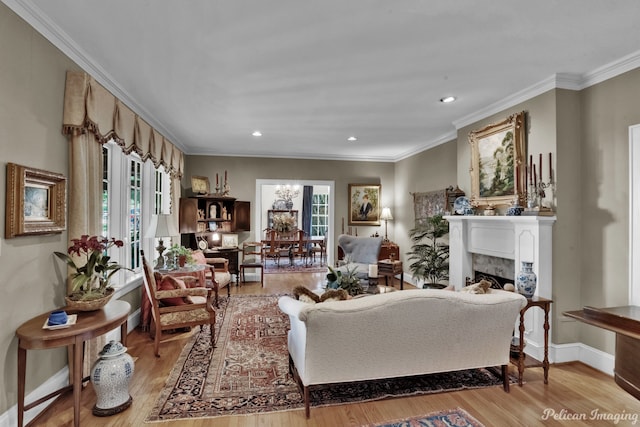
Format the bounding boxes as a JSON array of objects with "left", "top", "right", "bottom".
[
  {"left": 2, "top": 0, "right": 187, "bottom": 152},
  {"left": 392, "top": 131, "right": 458, "bottom": 162},
  {"left": 452, "top": 73, "right": 581, "bottom": 130}
]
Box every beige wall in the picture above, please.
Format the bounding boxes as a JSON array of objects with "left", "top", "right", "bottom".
[
  {"left": 0, "top": 4, "right": 77, "bottom": 413},
  {"left": 578, "top": 69, "right": 640, "bottom": 350},
  {"left": 394, "top": 141, "right": 459, "bottom": 278}
]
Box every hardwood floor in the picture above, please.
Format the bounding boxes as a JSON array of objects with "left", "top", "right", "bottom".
[{"left": 31, "top": 271, "right": 640, "bottom": 426}]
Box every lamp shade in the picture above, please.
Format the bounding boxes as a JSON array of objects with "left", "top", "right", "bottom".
[
  {"left": 380, "top": 207, "right": 393, "bottom": 221},
  {"left": 146, "top": 214, "right": 179, "bottom": 239}
]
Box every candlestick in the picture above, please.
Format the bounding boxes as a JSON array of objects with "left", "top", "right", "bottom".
[
  {"left": 216, "top": 173, "right": 219, "bottom": 186},
  {"left": 529, "top": 155, "right": 533, "bottom": 184},
  {"left": 539, "top": 153, "right": 542, "bottom": 183},
  {"left": 533, "top": 164, "right": 537, "bottom": 187},
  {"left": 224, "top": 170, "right": 227, "bottom": 182},
  {"left": 548, "top": 152, "right": 552, "bottom": 181},
  {"left": 516, "top": 164, "right": 520, "bottom": 193}
]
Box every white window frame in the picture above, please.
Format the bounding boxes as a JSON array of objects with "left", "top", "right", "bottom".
[
  {"left": 103, "top": 140, "right": 172, "bottom": 295},
  {"left": 311, "top": 193, "right": 329, "bottom": 237}
]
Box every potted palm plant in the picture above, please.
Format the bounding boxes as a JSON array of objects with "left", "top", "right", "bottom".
[{"left": 406, "top": 214, "right": 450, "bottom": 288}]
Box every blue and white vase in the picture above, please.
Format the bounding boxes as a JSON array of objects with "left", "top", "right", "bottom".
[
  {"left": 516, "top": 261, "right": 537, "bottom": 298},
  {"left": 91, "top": 340, "right": 134, "bottom": 416}
]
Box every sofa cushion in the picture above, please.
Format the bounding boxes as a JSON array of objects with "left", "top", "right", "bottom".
[{"left": 155, "top": 273, "right": 193, "bottom": 305}]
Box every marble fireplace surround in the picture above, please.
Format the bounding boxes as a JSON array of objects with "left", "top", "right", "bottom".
[{"left": 444, "top": 215, "right": 556, "bottom": 359}]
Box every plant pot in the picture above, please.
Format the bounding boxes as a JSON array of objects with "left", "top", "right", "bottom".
[
  {"left": 65, "top": 288, "right": 114, "bottom": 312},
  {"left": 178, "top": 255, "right": 187, "bottom": 267}
]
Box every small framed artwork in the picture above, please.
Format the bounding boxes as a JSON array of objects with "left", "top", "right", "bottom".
[
  {"left": 5, "top": 163, "right": 67, "bottom": 238},
  {"left": 191, "top": 175, "right": 210, "bottom": 195},
  {"left": 469, "top": 111, "right": 526, "bottom": 208},
  {"left": 348, "top": 184, "right": 381, "bottom": 226},
  {"left": 221, "top": 233, "right": 238, "bottom": 248}
]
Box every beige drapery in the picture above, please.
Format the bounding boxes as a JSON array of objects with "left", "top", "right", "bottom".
[{"left": 62, "top": 71, "right": 184, "bottom": 374}]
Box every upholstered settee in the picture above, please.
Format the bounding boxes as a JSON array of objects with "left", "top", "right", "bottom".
[
  {"left": 278, "top": 288, "right": 527, "bottom": 417},
  {"left": 336, "top": 234, "right": 382, "bottom": 283}
]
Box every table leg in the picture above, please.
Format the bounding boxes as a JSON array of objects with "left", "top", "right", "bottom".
[
  {"left": 518, "top": 310, "right": 526, "bottom": 386},
  {"left": 400, "top": 272, "right": 404, "bottom": 290},
  {"left": 72, "top": 337, "right": 83, "bottom": 427},
  {"left": 543, "top": 304, "right": 550, "bottom": 384},
  {"left": 121, "top": 319, "right": 128, "bottom": 346},
  {"left": 17, "top": 345, "right": 26, "bottom": 427}
]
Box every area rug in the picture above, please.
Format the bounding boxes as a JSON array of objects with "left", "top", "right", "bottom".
[
  {"left": 146, "top": 294, "right": 513, "bottom": 422},
  {"left": 361, "top": 408, "right": 485, "bottom": 427},
  {"left": 264, "top": 258, "right": 327, "bottom": 273}
]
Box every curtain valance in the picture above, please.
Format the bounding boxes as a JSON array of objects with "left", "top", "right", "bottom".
[{"left": 62, "top": 71, "right": 183, "bottom": 177}]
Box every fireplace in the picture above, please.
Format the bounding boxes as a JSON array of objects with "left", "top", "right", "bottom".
[
  {"left": 468, "top": 254, "right": 516, "bottom": 289},
  {"left": 444, "top": 215, "right": 556, "bottom": 361}
]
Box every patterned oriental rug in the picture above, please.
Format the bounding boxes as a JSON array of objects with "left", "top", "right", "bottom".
[
  {"left": 146, "top": 295, "right": 512, "bottom": 422},
  {"left": 362, "top": 408, "right": 485, "bottom": 427}
]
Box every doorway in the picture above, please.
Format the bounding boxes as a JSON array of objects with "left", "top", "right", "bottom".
[{"left": 255, "top": 179, "right": 335, "bottom": 266}]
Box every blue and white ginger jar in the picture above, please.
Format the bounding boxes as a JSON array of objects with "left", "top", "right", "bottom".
[{"left": 516, "top": 261, "right": 537, "bottom": 298}]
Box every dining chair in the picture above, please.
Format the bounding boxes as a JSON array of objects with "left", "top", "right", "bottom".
[
  {"left": 141, "top": 250, "right": 216, "bottom": 357},
  {"left": 264, "top": 229, "right": 288, "bottom": 267},
  {"left": 239, "top": 241, "right": 264, "bottom": 287},
  {"left": 291, "top": 229, "right": 309, "bottom": 266},
  {"left": 310, "top": 233, "right": 327, "bottom": 266}
]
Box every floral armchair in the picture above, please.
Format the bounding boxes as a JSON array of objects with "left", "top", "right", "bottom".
[{"left": 141, "top": 251, "right": 216, "bottom": 357}]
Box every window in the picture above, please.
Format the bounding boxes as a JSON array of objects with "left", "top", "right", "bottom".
[
  {"left": 102, "top": 140, "right": 171, "bottom": 288},
  {"left": 311, "top": 193, "right": 329, "bottom": 237}
]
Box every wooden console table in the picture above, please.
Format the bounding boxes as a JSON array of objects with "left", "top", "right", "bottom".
[
  {"left": 16, "top": 300, "right": 130, "bottom": 427},
  {"left": 564, "top": 305, "right": 640, "bottom": 400},
  {"left": 511, "top": 296, "right": 552, "bottom": 386}
]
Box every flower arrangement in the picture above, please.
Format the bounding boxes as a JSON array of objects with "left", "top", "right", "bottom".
[
  {"left": 272, "top": 212, "right": 296, "bottom": 232},
  {"left": 275, "top": 185, "right": 300, "bottom": 202},
  {"left": 54, "top": 235, "right": 130, "bottom": 301}
]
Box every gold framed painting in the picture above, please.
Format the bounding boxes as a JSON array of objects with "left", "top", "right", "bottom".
[
  {"left": 191, "top": 175, "right": 210, "bottom": 195},
  {"left": 469, "top": 111, "right": 526, "bottom": 208},
  {"left": 348, "top": 183, "right": 381, "bottom": 226},
  {"left": 5, "top": 163, "right": 67, "bottom": 238}
]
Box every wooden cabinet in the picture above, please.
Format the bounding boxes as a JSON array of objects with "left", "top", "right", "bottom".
[
  {"left": 379, "top": 242, "right": 400, "bottom": 261},
  {"left": 179, "top": 196, "right": 250, "bottom": 234},
  {"left": 179, "top": 197, "right": 250, "bottom": 252}
]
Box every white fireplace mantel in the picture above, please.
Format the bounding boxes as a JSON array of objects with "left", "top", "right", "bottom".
[
  {"left": 444, "top": 215, "right": 556, "bottom": 295},
  {"left": 444, "top": 215, "right": 556, "bottom": 360}
]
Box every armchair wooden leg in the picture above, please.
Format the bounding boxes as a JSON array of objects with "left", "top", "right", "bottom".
[{"left": 154, "top": 329, "right": 161, "bottom": 358}]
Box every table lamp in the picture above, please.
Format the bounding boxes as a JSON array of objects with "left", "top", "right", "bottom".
[
  {"left": 380, "top": 207, "right": 393, "bottom": 242},
  {"left": 146, "top": 214, "right": 178, "bottom": 269}
]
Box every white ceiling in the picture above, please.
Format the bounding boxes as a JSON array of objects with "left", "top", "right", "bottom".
[{"left": 5, "top": 0, "right": 640, "bottom": 161}]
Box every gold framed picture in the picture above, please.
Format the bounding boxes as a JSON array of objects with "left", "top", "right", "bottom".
[
  {"left": 191, "top": 175, "right": 210, "bottom": 195},
  {"left": 348, "top": 183, "right": 381, "bottom": 226},
  {"left": 469, "top": 111, "right": 526, "bottom": 208},
  {"left": 5, "top": 163, "right": 67, "bottom": 238}
]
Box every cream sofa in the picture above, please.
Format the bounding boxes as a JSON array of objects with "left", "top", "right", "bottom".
[{"left": 278, "top": 288, "right": 527, "bottom": 417}]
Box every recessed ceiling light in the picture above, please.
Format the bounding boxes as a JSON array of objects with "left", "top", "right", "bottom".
[
  {"left": 252, "top": 130, "right": 262, "bottom": 137},
  {"left": 440, "top": 96, "right": 456, "bottom": 103},
  {"left": 347, "top": 136, "right": 357, "bottom": 141}
]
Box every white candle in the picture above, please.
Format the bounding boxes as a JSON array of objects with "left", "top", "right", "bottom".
[{"left": 368, "top": 264, "right": 378, "bottom": 278}]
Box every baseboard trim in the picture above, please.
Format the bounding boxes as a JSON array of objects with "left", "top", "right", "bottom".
[{"left": 523, "top": 339, "right": 615, "bottom": 376}]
